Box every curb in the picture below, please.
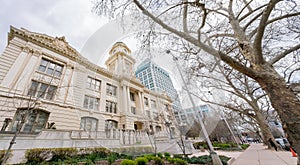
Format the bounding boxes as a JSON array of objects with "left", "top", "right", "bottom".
[{"left": 227, "top": 157, "right": 236, "bottom": 165}]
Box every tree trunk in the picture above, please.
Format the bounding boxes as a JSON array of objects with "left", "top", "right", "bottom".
[
  {"left": 255, "top": 67, "right": 300, "bottom": 164},
  {"left": 254, "top": 111, "right": 278, "bottom": 149}
]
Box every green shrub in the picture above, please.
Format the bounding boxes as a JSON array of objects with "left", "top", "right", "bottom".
[
  {"left": 50, "top": 148, "right": 77, "bottom": 162},
  {"left": 121, "top": 159, "right": 135, "bottom": 165},
  {"left": 173, "top": 154, "right": 183, "bottom": 159},
  {"left": 26, "top": 148, "right": 53, "bottom": 163},
  {"left": 173, "top": 158, "right": 188, "bottom": 165},
  {"left": 62, "top": 157, "right": 80, "bottom": 164},
  {"left": 241, "top": 144, "right": 250, "bottom": 150},
  {"left": 212, "top": 142, "right": 231, "bottom": 149},
  {"left": 164, "top": 152, "right": 170, "bottom": 159},
  {"left": 219, "top": 155, "right": 231, "bottom": 165},
  {"left": 152, "top": 157, "right": 163, "bottom": 165},
  {"left": 142, "top": 154, "right": 155, "bottom": 161},
  {"left": 25, "top": 147, "right": 110, "bottom": 164},
  {"left": 193, "top": 141, "right": 208, "bottom": 149},
  {"left": 107, "top": 152, "right": 119, "bottom": 164},
  {"left": 135, "top": 157, "right": 148, "bottom": 165},
  {"left": 186, "top": 155, "right": 212, "bottom": 164},
  {"left": 157, "top": 152, "right": 163, "bottom": 158}
]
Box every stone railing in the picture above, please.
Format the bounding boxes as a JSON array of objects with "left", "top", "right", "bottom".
[{"left": 70, "top": 129, "right": 149, "bottom": 145}]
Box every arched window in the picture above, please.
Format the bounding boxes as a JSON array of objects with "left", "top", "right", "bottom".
[
  {"left": 11, "top": 108, "right": 49, "bottom": 133},
  {"left": 105, "top": 120, "right": 118, "bottom": 130},
  {"left": 80, "top": 117, "right": 98, "bottom": 131},
  {"left": 155, "top": 126, "right": 162, "bottom": 132}
]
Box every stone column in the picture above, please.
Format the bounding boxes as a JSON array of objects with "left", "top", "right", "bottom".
[
  {"left": 138, "top": 91, "right": 143, "bottom": 115},
  {"left": 127, "top": 86, "right": 131, "bottom": 114},
  {"left": 122, "top": 85, "right": 127, "bottom": 114}
]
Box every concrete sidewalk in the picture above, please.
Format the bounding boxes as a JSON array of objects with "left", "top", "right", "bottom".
[{"left": 231, "top": 143, "right": 297, "bottom": 165}]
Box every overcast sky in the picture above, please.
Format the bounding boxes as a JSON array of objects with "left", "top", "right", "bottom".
[{"left": 0, "top": 0, "right": 108, "bottom": 56}]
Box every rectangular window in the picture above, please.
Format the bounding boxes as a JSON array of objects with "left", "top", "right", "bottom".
[
  {"left": 83, "top": 95, "right": 99, "bottom": 111},
  {"left": 144, "top": 97, "right": 149, "bottom": 106},
  {"left": 131, "top": 107, "right": 136, "bottom": 114},
  {"left": 38, "top": 58, "right": 63, "bottom": 77},
  {"left": 28, "top": 80, "right": 57, "bottom": 100},
  {"left": 106, "top": 83, "right": 117, "bottom": 96},
  {"left": 130, "top": 92, "right": 135, "bottom": 101},
  {"left": 87, "top": 77, "right": 101, "bottom": 91},
  {"left": 106, "top": 100, "right": 117, "bottom": 114},
  {"left": 151, "top": 100, "right": 156, "bottom": 108}
]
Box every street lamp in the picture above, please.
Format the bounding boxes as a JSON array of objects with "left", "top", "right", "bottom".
[{"left": 167, "top": 50, "right": 222, "bottom": 165}]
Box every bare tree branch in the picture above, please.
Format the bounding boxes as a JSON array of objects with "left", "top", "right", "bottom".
[
  {"left": 237, "top": 0, "right": 254, "bottom": 19},
  {"left": 253, "top": 0, "right": 281, "bottom": 64},
  {"left": 238, "top": 3, "right": 268, "bottom": 22},
  {"left": 269, "top": 44, "right": 300, "bottom": 64},
  {"left": 183, "top": 0, "right": 188, "bottom": 33}
]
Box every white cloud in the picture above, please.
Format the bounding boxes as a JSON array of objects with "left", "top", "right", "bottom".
[{"left": 0, "top": 0, "right": 107, "bottom": 54}]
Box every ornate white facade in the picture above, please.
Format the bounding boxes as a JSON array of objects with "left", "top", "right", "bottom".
[{"left": 0, "top": 26, "right": 175, "bottom": 135}]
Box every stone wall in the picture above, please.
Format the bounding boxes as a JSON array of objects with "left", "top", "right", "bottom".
[{"left": 0, "top": 129, "right": 152, "bottom": 164}]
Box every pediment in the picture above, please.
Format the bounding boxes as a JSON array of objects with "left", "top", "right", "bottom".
[{"left": 9, "top": 26, "right": 80, "bottom": 58}]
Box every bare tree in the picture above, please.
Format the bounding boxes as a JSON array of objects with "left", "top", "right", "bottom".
[
  {"left": 1, "top": 74, "right": 60, "bottom": 164},
  {"left": 1, "top": 98, "right": 41, "bottom": 165},
  {"left": 183, "top": 60, "right": 280, "bottom": 147},
  {"left": 93, "top": 0, "right": 300, "bottom": 163}
]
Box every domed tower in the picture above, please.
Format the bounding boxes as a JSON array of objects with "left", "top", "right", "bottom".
[{"left": 105, "top": 42, "right": 135, "bottom": 77}]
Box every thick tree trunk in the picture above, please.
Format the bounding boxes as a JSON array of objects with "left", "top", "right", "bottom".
[{"left": 255, "top": 67, "right": 300, "bottom": 164}]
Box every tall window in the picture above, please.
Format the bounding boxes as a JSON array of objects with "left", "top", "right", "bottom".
[
  {"left": 106, "top": 83, "right": 117, "bottom": 96},
  {"left": 144, "top": 97, "right": 149, "bottom": 106},
  {"left": 106, "top": 101, "right": 117, "bottom": 114},
  {"left": 130, "top": 92, "right": 135, "bottom": 101},
  {"left": 38, "top": 58, "right": 63, "bottom": 77},
  {"left": 131, "top": 107, "right": 136, "bottom": 114},
  {"left": 80, "top": 117, "right": 98, "bottom": 131},
  {"left": 151, "top": 100, "right": 156, "bottom": 108},
  {"left": 11, "top": 109, "right": 49, "bottom": 133},
  {"left": 87, "top": 77, "right": 101, "bottom": 91},
  {"left": 28, "top": 80, "right": 57, "bottom": 100},
  {"left": 83, "top": 95, "right": 99, "bottom": 111}
]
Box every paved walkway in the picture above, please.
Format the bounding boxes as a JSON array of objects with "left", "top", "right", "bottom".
[{"left": 231, "top": 143, "right": 297, "bottom": 165}]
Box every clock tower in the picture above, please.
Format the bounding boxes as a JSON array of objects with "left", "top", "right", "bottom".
[{"left": 105, "top": 42, "right": 135, "bottom": 78}]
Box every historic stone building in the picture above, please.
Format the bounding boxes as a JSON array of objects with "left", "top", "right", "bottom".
[{"left": 0, "top": 26, "right": 177, "bottom": 163}]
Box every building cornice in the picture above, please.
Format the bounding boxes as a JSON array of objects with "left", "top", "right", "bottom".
[{"left": 8, "top": 26, "right": 113, "bottom": 79}]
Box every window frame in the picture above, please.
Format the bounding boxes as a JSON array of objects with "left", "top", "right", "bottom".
[
  {"left": 80, "top": 117, "right": 98, "bottom": 131},
  {"left": 131, "top": 106, "right": 136, "bottom": 114},
  {"left": 151, "top": 100, "right": 157, "bottom": 109},
  {"left": 105, "top": 100, "right": 117, "bottom": 114},
  {"left": 38, "top": 58, "right": 64, "bottom": 77},
  {"left": 83, "top": 95, "right": 100, "bottom": 111},
  {"left": 87, "top": 76, "right": 101, "bottom": 91},
  {"left": 28, "top": 80, "right": 57, "bottom": 100},
  {"left": 144, "top": 97, "right": 149, "bottom": 106},
  {"left": 106, "top": 83, "right": 117, "bottom": 96},
  {"left": 11, "top": 108, "right": 49, "bottom": 133},
  {"left": 130, "top": 92, "right": 135, "bottom": 101}
]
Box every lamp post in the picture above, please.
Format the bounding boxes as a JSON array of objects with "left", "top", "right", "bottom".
[
  {"left": 222, "top": 117, "right": 242, "bottom": 149},
  {"left": 167, "top": 50, "right": 222, "bottom": 165}
]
